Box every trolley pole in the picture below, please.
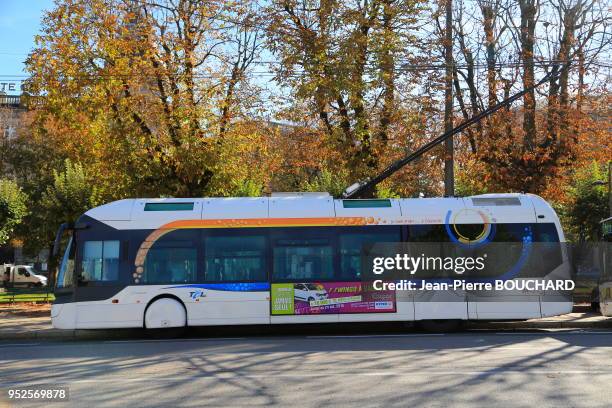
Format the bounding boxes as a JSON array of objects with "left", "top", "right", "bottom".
[{"left": 443, "top": 0, "right": 454, "bottom": 197}]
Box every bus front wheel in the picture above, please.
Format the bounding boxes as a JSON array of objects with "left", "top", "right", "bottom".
[{"left": 144, "top": 297, "right": 187, "bottom": 329}]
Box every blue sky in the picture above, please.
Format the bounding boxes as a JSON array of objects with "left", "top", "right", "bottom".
[{"left": 0, "top": 0, "right": 54, "bottom": 92}]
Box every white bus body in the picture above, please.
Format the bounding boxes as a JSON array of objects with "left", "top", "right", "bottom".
[{"left": 51, "top": 193, "right": 572, "bottom": 330}]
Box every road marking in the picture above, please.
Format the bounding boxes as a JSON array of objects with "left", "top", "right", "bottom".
[
  {"left": 495, "top": 331, "right": 612, "bottom": 335},
  {"left": 0, "top": 343, "right": 41, "bottom": 348},
  {"left": 306, "top": 334, "right": 445, "bottom": 338},
  {"left": 105, "top": 337, "right": 246, "bottom": 343},
  {"left": 2, "top": 370, "right": 612, "bottom": 386}
]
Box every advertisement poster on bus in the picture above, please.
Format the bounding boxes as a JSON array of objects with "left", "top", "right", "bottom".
[{"left": 271, "top": 282, "right": 396, "bottom": 315}]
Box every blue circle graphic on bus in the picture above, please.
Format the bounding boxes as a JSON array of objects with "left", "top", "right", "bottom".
[
  {"left": 444, "top": 209, "right": 496, "bottom": 248},
  {"left": 442, "top": 209, "right": 533, "bottom": 282}
]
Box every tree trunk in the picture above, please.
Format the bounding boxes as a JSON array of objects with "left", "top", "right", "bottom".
[
  {"left": 352, "top": 20, "right": 374, "bottom": 168},
  {"left": 453, "top": 66, "right": 477, "bottom": 153},
  {"left": 546, "top": 73, "right": 560, "bottom": 146},
  {"left": 444, "top": 0, "right": 454, "bottom": 196},
  {"left": 456, "top": 26, "right": 483, "bottom": 141},
  {"left": 502, "top": 78, "right": 513, "bottom": 140},
  {"left": 481, "top": 3, "right": 497, "bottom": 107},
  {"left": 219, "top": 64, "right": 240, "bottom": 138},
  {"left": 519, "top": 0, "right": 537, "bottom": 151},
  {"left": 549, "top": 2, "right": 578, "bottom": 147},
  {"left": 576, "top": 48, "right": 584, "bottom": 112},
  {"left": 558, "top": 8, "right": 577, "bottom": 146},
  {"left": 378, "top": 0, "right": 396, "bottom": 144},
  {"left": 46, "top": 244, "right": 57, "bottom": 292}
]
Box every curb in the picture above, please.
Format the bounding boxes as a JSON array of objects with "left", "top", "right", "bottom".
[
  {"left": 0, "top": 329, "right": 146, "bottom": 342},
  {"left": 1, "top": 320, "right": 611, "bottom": 341},
  {"left": 466, "top": 319, "right": 612, "bottom": 330}
]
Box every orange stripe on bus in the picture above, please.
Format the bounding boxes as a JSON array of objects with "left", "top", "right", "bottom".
[
  {"left": 159, "top": 217, "right": 374, "bottom": 229},
  {"left": 132, "top": 216, "right": 379, "bottom": 282}
]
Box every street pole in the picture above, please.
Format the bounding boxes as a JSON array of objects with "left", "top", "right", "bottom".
[
  {"left": 608, "top": 160, "right": 612, "bottom": 217},
  {"left": 443, "top": 0, "right": 454, "bottom": 197}
]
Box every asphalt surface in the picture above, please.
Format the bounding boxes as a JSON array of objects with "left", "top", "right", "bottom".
[{"left": 1, "top": 329, "right": 611, "bottom": 408}]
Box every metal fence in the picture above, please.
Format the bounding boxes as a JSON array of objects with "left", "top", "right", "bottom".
[
  {"left": 0, "top": 284, "right": 54, "bottom": 304},
  {"left": 0, "top": 94, "right": 21, "bottom": 107}
]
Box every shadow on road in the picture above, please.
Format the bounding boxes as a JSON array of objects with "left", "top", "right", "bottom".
[{"left": 1, "top": 324, "right": 610, "bottom": 407}]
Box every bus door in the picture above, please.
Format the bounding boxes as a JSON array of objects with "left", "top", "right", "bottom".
[
  {"left": 75, "top": 237, "right": 141, "bottom": 328},
  {"left": 334, "top": 200, "right": 409, "bottom": 323},
  {"left": 270, "top": 234, "right": 339, "bottom": 324},
  {"left": 187, "top": 230, "right": 270, "bottom": 326},
  {"left": 463, "top": 196, "right": 541, "bottom": 319},
  {"left": 401, "top": 198, "right": 468, "bottom": 320}
]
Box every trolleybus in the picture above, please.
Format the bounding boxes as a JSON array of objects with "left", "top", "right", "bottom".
[{"left": 51, "top": 192, "right": 573, "bottom": 330}]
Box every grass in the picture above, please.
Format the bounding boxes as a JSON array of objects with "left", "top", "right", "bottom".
[{"left": 0, "top": 290, "right": 55, "bottom": 303}]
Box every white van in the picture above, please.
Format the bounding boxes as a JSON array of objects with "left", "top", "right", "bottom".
[{"left": 1, "top": 264, "right": 48, "bottom": 287}]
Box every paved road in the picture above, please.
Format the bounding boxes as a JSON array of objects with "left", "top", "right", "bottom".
[{"left": 1, "top": 330, "right": 611, "bottom": 408}]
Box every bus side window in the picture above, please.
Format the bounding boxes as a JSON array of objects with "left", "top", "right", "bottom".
[
  {"left": 492, "top": 224, "right": 531, "bottom": 242},
  {"left": 408, "top": 225, "right": 449, "bottom": 242},
  {"left": 535, "top": 223, "right": 560, "bottom": 242},
  {"left": 338, "top": 228, "right": 401, "bottom": 280},
  {"left": 535, "top": 223, "right": 563, "bottom": 274},
  {"left": 204, "top": 235, "right": 266, "bottom": 282},
  {"left": 81, "top": 240, "right": 120, "bottom": 283},
  {"left": 272, "top": 236, "right": 334, "bottom": 281},
  {"left": 142, "top": 229, "right": 198, "bottom": 284}
]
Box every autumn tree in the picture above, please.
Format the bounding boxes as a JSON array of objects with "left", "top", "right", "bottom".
[
  {"left": 4, "top": 0, "right": 608, "bottom": 230},
  {"left": 266, "top": 0, "right": 429, "bottom": 182},
  {"left": 41, "top": 160, "right": 103, "bottom": 225},
  {"left": 561, "top": 161, "right": 609, "bottom": 241},
  {"left": 447, "top": 0, "right": 610, "bottom": 193},
  {"left": 0, "top": 179, "right": 28, "bottom": 246},
  {"left": 13, "top": 159, "right": 103, "bottom": 256},
  {"left": 24, "top": 0, "right": 272, "bottom": 199}
]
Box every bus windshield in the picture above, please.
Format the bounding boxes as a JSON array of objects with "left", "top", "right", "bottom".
[{"left": 57, "top": 237, "right": 75, "bottom": 289}]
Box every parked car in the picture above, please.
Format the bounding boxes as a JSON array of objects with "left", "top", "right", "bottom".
[{"left": 1, "top": 264, "right": 48, "bottom": 288}]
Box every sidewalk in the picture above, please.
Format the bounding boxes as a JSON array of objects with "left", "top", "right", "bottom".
[
  {"left": 0, "top": 305, "right": 146, "bottom": 341},
  {"left": 1, "top": 305, "right": 611, "bottom": 341},
  {"left": 465, "top": 306, "right": 612, "bottom": 330}
]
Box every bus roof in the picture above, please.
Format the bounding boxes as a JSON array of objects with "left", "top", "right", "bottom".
[{"left": 81, "top": 193, "right": 561, "bottom": 231}]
